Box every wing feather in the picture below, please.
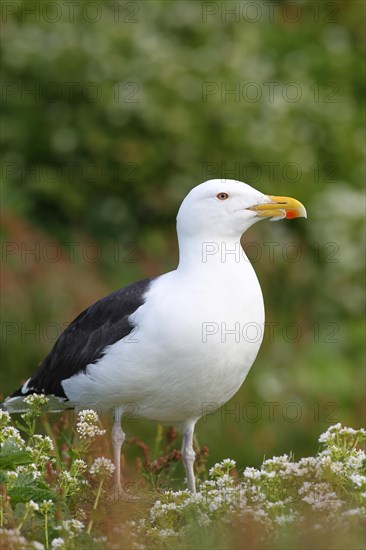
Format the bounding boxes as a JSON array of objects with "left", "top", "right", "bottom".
[{"left": 6, "top": 277, "right": 155, "bottom": 401}]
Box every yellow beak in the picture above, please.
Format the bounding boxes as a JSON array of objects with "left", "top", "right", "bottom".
[{"left": 247, "top": 195, "right": 307, "bottom": 220}]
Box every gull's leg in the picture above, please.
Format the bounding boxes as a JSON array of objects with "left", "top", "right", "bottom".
[
  {"left": 111, "top": 405, "right": 125, "bottom": 498},
  {"left": 181, "top": 422, "right": 196, "bottom": 493}
]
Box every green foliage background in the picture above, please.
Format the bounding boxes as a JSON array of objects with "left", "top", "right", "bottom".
[{"left": 1, "top": 0, "right": 365, "bottom": 480}]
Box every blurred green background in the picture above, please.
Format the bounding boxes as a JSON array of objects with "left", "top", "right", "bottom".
[{"left": 1, "top": 0, "right": 364, "bottom": 479}]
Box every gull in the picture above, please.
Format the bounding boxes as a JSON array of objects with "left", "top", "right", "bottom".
[{"left": 3, "top": 179, "right": 307, "bottom": 495}]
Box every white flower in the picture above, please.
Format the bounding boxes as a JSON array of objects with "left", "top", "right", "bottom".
[
  {"left": 221, "top": 458, "right": 236, "bottom": 469},
  {"left": 77, "top": 409, "right": 100, "bottom": 423},
  {"left": 61, "top": 519, "right": 84, "bottom": 535},
  {"left": 274, "top": 514, "right": 295, "bottom": 525},
  {"left": 76, "top": 410, "right": 106, "bottom": 439},
  {"left": 318, "top": 432, "right": 334, "bottom": 444},
  {"left": 32, "top": 434, "right": 54, "bottom": 451},
  {"left": 318, "top": 423, "right": 342, "bottom": 443},
  {"left": 32, "top": 542, "right": 45, "bottom": 550},
  {"left": 260, "top": 470, "right": 276, "bottom": 479},
  {"left": 51, "top": 538, "right": 65, "bottom": 549},
  {"left": 208, "top": 459, "right": 236, "bottom": 477},
  {"left": 347, "top": 451, "right": 366, "bottom": 470},
  {"left": 76, "top": 421, "right": 106, "bottom": 439},
  {"left": 348, "top": 474, "right": 366, "bottom": 488},
  {"left": 72, "top": 459, "right": 87, "bottom": 472},
  {"left": 243, "top": 467, "right": 261, "bottom": 480},
  {"left": 16, "top": 464, "right": 42, "bottom": 480},
  {"left": 28, "top": 500, "right": 39, "bottom": 511},
  {"left": 23, "top": 394, "right": 49, "bottom": 407},
  {"left": 0, "top": 426, "right": 24, "bottom": 445},
  {"left": 61, "top": 471, "right": 72, "bottom": 482},
  {"left": 90, "top": 457, "right": 115, "bottom": 477},
  {"left": 6, "top": 471, "right": 19, "bottom": 482},
  {"left": 39, "top": 500, "right": 54, "bottom": 513},
  {"left": 263, "top": 454, "right": 290, "bottom": 467}
]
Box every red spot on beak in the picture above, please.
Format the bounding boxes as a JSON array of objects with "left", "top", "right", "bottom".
[{"left": 285, "top": 210, "right": 298, "bottom": 220}]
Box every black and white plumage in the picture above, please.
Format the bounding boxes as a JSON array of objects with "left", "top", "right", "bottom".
[
  {"left": 8, "top": 279, "right": 155, "bottom": 401},
  {"left": 3, "top": 179, "right": 307, "bottom": 494}
]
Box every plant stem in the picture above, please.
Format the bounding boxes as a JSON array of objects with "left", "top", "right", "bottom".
[
  {"left": 18, "top": 508, "right": 29, "bottom": 531},
  {"left": 45, "top": 510, "right": 49, "bottom": 550},
  {"left": 86, "top": 479, "right": 104, "bottom": 535},
  {"left": 154, "top": 423, "right": 163, "bottom": 456}
]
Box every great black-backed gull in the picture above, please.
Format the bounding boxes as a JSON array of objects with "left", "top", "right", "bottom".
[{"left": 3, "top": 179, "right": 307, "bottom": 494}]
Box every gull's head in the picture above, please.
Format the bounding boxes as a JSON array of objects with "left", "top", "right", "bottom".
[{"left": 177, "top": 179, "right": 307, "bottom": 239}]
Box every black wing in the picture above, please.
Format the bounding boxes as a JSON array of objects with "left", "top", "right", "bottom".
[{"left": 9, "top": 277, "right": 155, "bottom": 400}]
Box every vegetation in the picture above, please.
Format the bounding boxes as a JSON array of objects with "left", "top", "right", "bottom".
[{"left": 0, "top": 398, "right": 365, "bottom": 549}]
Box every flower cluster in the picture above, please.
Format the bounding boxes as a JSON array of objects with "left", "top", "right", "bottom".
[
  {"left": 0, "top": 425, "right": 25, "bottom": 446},
  {"left": 128, "top": 423, "right": 366, "bottom": 547},
  {"left": 51, "top": 537, "right": 65, "bottom": 549},
  {"left": 23, "top": 394, "right": 49, "bottom": 408},
  {"left": 55, "top": 519, "right": 84, "bottom": 538},
  {"left": 1, "top": 404, "right": 114, "bottom": 549},
  {"left": 76, "top": 409, "right": 106, "bottom": 439},
  {"left": 90, "top": 457, "right": 115, "bottom": 477}
]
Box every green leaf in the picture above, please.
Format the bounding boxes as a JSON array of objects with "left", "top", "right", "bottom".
[
  {"left": 9, "top": 482, "right": 55, "bottom": 504},
  {"left": 0, "top": 450, "right": 33, "bottom": 468}
]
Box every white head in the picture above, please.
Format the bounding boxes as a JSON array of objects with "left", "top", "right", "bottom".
[{"left": 177, "top": 179, "right": 307, "bottom": 240}]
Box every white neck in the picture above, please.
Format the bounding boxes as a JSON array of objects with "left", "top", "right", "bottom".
[{"left": 176, "top": 232, "right": 252, "bottom": 278}]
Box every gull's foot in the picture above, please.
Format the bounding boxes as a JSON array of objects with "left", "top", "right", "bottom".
[{"left": 109, "top": 483, "right": 139, "bottom": 502}]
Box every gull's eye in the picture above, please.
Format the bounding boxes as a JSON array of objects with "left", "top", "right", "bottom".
[{"left": 216, "top": 192, "right": 229, "bottom": 201}]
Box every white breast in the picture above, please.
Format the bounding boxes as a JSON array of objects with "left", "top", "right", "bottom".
[{"left": 62, "top": 260, "right": 264, "bottom": 422}]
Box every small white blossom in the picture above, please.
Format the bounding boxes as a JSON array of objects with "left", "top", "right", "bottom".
[
  {"left": 76, "top": 410, "right": 106, "bottom": 439},
  {"left": 221, "top": 458, "right": 236, "bottom": 469},
  {"left": 0, "top": 426, "right": 24, "bottom": 445},
  {"left": 32, "top": 434, "right": 54, "bottom": 451},
  {"left": 347, "top": 451, "right": 366, "bottom": 470},
  {"left": 319, "top": 429, "right": 337, "bottom": 443},
  {"left": 243, "top": 467, "right": 261, "bottom": 480},
  {"left": 51, "top": 537, "right": 65, "bottom": 549},
  {"left": 260, "top": 470, "right": 276, "bottom": 479},
  {"left": 16, "top": 464, "right": 42, "bottom": 480},
  {"left": 28, "top": 500, "right": 40, "bottom": 512},
  {"left": 61, "top": 519, "right": 84, "bottom": 535},
  {"left": 6, "top": 471, "right": 19, "bottom": 482},
  {"left": 77, "top": 409, "right": 100, "bottom": 423},
  {"left": 90, "top": 457, "right": 115, "bottom": 477},
  {"left": 72, "top": 459, "right": 87, "bottom": 472},
  {"left": 76, "top": 422, "right": 106, "bottom": 438},
  {"left": 274, "top": 514, "right": 295, "bottom": 525},
  {"left": 39, "top": 500, "right": 54, "bottom": 513},
  {"left": 23, "top": 394, "right": 49, "bottom": 407},
  {"left": 348, "top": 474, "right": 366, "bottom": 488},
  {"left": 208, "top": 459, "right": 236, "bottom": 477}
]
